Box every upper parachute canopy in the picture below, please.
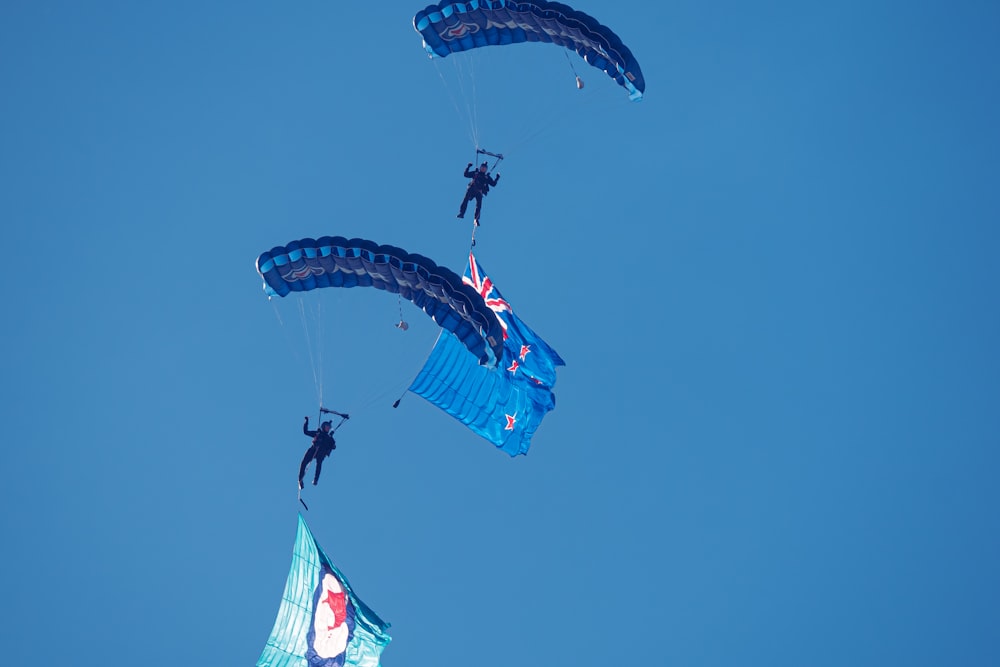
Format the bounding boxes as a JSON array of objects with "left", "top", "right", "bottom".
[
  {"left": 256, "top": 236, "right": 505, "bottom": 365},
  {"left": 413, "top": 0, "right": 645, "bottom": 101}
]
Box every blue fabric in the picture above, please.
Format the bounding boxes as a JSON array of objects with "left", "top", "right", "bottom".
[
  {"left": 257, "top": 515, "right": 391, "bottom": 667},
  {"left": 409, "top": 253, "right": 564, "bottom": 456},
  {"left": 256, "top": 236, "right": 504, "bottom": 365},
  {"left": 413, "top": 0, "right": 645, "bottom": 100},
  {"left": 462, "top": 251, "right": 565, "bottom": 387}
]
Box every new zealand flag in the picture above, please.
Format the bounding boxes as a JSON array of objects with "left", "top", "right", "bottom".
[{"left": 409, "top": 252, "right": 565, "bottom": 456}]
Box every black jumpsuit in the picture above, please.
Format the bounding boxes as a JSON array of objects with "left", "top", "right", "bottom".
[
  {"left": 299, "top": 420, "right": 336, "bottom": 486},
  {"left": 458, "top": 165, "right": 499, "bottom": 223}
]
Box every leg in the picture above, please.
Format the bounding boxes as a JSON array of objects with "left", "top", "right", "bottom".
[
  {"left": 473, "top": 193, "right": 483, "bottom": 223},
  {"left": 458, "top": 190, "right": 472, "bottom": 218},
  {"left": 313, "top": 454, "right": 326, "bottom": 485},
  {"left": 298, "top": 447, "right": 314, "bottom": 487}
]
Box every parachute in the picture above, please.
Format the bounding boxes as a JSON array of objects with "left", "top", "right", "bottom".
[
  {"left": 413, "top": 0, "right": 645, "bottom": 101},
  {"left": 256, "top": 236, "right": 505, "bottom": 365}
]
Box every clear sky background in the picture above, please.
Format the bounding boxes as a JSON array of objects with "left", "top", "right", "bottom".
[{"left": 2, "top": 1, "right": 999, "bottom": 665}]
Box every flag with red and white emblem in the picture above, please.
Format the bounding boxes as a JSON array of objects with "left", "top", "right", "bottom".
[{"left": 257, "top": 514, "right": 391, "bottom": 667}]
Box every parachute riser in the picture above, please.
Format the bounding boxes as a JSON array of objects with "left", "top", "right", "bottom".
[
  {"left": 476, "top": 147, "right": 504, "bottom": 172},
  {"left": 320, "top": 406, "right": 350, "bottom": 433},
  {"left": 562, "top": 49, "right": 584, "bottom": 89}
]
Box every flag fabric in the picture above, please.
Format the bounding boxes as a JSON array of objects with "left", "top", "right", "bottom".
[
  {"left": 257, "top": 514, "right": 391, "bottom": 667},
  {"left": 409, "top": 252, "right": 565, "bottom": 456},
  {"left": 462, "top": 251, "right": 565, "bottom": 388}
]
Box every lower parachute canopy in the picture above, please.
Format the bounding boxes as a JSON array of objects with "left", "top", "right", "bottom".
[
  {"left": 413, "top": 0, "right": 645, "bottom": 101},
  {"left": 256, "top": 236, "right": 505, "bottom": 365}
]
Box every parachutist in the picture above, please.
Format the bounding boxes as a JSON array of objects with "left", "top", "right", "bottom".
[
  {"left": 298, "top": 416, "right": 337, "bottom": 489},
  {"left": 457, "top": 161, "right": 499, "bottom": 225}
]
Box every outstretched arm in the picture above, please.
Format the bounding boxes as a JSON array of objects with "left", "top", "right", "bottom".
[{"left": 303, "top": 417, "right": 316, "bottom": 437}]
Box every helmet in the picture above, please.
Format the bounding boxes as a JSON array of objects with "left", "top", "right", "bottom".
[
  {"left": 321, "top": 421, "right": 332, "bottom": 430},
  {"left": 480, "top": 162, "right": 488, "bottom": 169}
]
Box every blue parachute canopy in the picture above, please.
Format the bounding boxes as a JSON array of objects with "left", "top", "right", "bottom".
[
  {"left": 413, "top": 0, "right": 645, "bottom": 100},
  {"left": 257, "top": 514, "right": 391, "bottom": 667},
  {"left": 256, "top": 236, "right": 504, "bottom": 365},
  {"left": 409, "top": 253, "right": 565, "bottom": 455}
]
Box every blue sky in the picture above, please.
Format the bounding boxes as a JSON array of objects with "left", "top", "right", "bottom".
[{"left": 2, "top": 1, "right": 998, "bottom": 665}]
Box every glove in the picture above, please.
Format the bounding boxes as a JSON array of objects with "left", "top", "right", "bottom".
[
  {"left": 304, "top": 416, "right": 309, "bottom": 422},
  {"left": 467, "top": 162, "right": 473, "bottom": 167}
]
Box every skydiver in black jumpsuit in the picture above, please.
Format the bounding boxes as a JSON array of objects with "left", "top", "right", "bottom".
[
  {"left": 299, "top": 417, "right": 336, "bottom": 490},
  {"left": 457, "top": 162, "right": 500, "bottom": 225}
]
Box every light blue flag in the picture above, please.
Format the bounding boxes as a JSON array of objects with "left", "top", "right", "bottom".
[
  {"left": 258, "top": 514, "right": 390, "bottom": 667},
  {"left": 409, "top": 253, "right": 564, "bottom": 456}
]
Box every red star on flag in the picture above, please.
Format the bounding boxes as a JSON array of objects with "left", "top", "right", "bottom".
[
  {"left": 504, "top": 414, "right": 517, "bottom": 431},
  {"left": 507, "top": 359, "right": 519, "bottom": 374},
  {"left": 519, "top": 345, "right": 531, "bottom": 361}
]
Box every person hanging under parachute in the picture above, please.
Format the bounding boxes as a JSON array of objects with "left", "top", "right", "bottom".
[
  {"left": 457, "top": 160, "right": 500, "bottom": 226},
  {"left": 255, "top": 237, "right": 562, "bottom": 459},
  {"left": 299, "top": 409, "right": 349, "bottom": 490}
]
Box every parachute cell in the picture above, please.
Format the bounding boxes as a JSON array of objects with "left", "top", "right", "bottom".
[
  {"left": 413, "top": 0, "right": 645, "bottom": 100},
  {"left": 256, "top": 236, "right": 504, "bottom": 365}
]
